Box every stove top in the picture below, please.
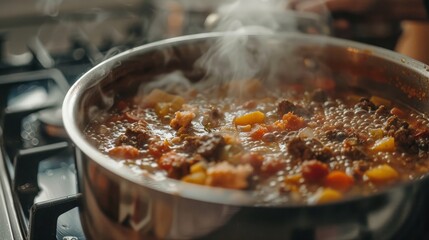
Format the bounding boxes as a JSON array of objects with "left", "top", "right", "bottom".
[
  {"left": 0, "top": 1, "right": 417, "bottom": 240},
  {"left": 0, "top": 1, "right": 214, "bottom": 239}
]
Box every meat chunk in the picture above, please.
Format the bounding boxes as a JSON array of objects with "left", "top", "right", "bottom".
[
  {"left": 287, "top": 138, "right": 332, "bottom": 162},
  {"left": 384, "top": 116, "right": 409, "bottom": 134},
  {"left": 170, "top": 111, "right": 196, "bottom": 130},
  {"left": 116, "top": 120, "right": 151, "bottom": 148},
  {"left": 202, "top": 107, "right": 223, "bottom": 129},
  {"left": 148, "top": 140, "right": 170, "bottom": 158},
  {"left": 287, "top": 138, "right": 313, "bottom": 159},
  {"left": 375, "top": 105, "right": 390, "bottom": 116},
  {"left": 341, "top": 137, "right": 367, "bottom": 160},
  {"left": 355, "top": 98, "right": 376, "bottom": 111},
  {"left": 301, "top": 160, "right": 329, "bottom": 183},
  {"left": 206, "top": 162, "right": 253, "bottom": 189},
  {"left": 184, "top": 134, "right": 226, "bottom": 161},
  {"left": 394, "top": 128, "right": 418, "bottom": 154},
  {"left": 277, "top": 99, "right": 311, "bottom": 117},
  {"left": 157, "top": 151, "right": 190, "bottom": 179}
]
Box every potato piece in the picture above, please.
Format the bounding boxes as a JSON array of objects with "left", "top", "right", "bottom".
[
  {"left": 311, "top": 188, "right": 343, "bottom": 204},
  {"left": 365, "top": 164, "right": 399, "bottom": 185},
  {"left": 190, "top": 162, "right": 206, "bottom": 174},
  {"left": 182, "top": 172, "right": 207, "bottom": 185},
  {"left": 284, "top": 174, "right": 302, "bottom": 185},
  {"left": 371, "top": 137, "right": 395, "bottom": 152},
  {"left": 369, "top": 128, "right": 384, "bottom": 140},
  {"left": 234, "top": 111, "right": 265, "bottom": 126},
  {"left": 238, "top": 124, "right": 252, "bottom": 132}
]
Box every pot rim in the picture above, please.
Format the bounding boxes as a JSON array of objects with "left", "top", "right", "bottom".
[{"left": 63, "top": 32, "right": 429, "bottom": 207}]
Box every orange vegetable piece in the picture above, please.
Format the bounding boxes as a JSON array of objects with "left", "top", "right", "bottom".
[
  {"left": 182, "top": 172, "right": 207, "bottom": 185},
  {"left": 301, "top": 160, "right": 329, "bottom": 183},
  {"left": 234, "top": 111, "right": 265, "bottom": 126},
  {"left": 314, "top": 188, "right": 343, "bottom": 204},
  {"left": 282, "top": 112, "right": 306, "bottom": 131},
  {"left": 285, "top": 174, "right": 302, "bottom": 185},
  {"left": 364, "top": 164, "right": 399, "bottom": 185},
  {"left": 390, "top": 107, "right": 406, "bottom": 118},
  {"left": 108, "top": 145, "right": 139, "bottom": 159},
  {"left": 324, "top": 171, "right": 355, "bottom": 192},
  {"left": 250, "top": 125, "right": 268, "bottom": 140}
]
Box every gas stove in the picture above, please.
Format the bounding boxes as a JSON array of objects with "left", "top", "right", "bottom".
[
  {"left": 0, "top": 1, "right": 412, "bottom": 240},
  {"left": 0, "top": 1, "right": 213, "bottom": 239}
]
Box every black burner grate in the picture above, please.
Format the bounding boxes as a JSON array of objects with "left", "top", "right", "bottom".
[{"left": 0, "top": 69, "right": 86, "bottom": 240}]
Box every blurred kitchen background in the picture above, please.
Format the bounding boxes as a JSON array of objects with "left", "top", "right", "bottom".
[
  {"left": 1, "top": 0, "right": 428, "bottom": 80},
  {"left": 0, "top": 1, "right": 428, "bottom": 240}
]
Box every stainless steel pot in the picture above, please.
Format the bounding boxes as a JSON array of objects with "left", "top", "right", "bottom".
[{"left": 63, "top": 32, "right": 429, "bottom": 240}]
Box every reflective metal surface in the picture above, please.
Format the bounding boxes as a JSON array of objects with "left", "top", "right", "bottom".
[{"left": 64, "top": 33, "right": 429, "bottom": 239}]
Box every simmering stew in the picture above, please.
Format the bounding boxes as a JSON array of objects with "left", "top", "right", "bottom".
[{"left": 85, "top": 79, "right": 429, "bottom": 204}]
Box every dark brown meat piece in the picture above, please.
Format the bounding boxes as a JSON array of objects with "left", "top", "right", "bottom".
[
  {"left": 115, "top": 120, "right": 151, "bottom": 148},
  {"left": 341, "top": 137, "right": 367, "bottom": 160},
  {"left": 277, "top": 100, "right": 311, "bottom": 118},
  {"left": 310, "top": 89, "right": 328, "bottom": 102},
  {"left": 184, "top": 133, "right": 226, "bottom": 161},
  {"left": 287, "top": 138, "right": 313, "bottom": 159},
  {"left": 355, "top": 98, "right": 376, "bottom": 111},
  {"left": 342, "top": 145, "right": 367, "bottom": 160},
  {"left": 384, "top": 116, "right": 409, "bottom": 134},
  {"left": 202, "top": 107, "right": 224, "bottom": 129},
  {"left": 375, "top": 105, "right": 390, "bottom": 116},
  {"left": 313, "top": 147, "right": 334, "bottom": 162},
  {"left": 157, "top": 152, "right": 190, "bottom": 179},
  {"left": 394, "top": 128, "right": 418, "bottom": 154},
  {"left": 287, "top": 138, "right": 332, "bottom": 162}
]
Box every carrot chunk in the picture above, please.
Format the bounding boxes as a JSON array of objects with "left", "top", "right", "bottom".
[
  {"left": 301, "top": 160, "right": 329, "bottom": 183},
  {"left": 324, "top": 171, "right": 355, "bottom": 192},
  {"left": 234, "top": 111, "right": 265, "bottom": 126},
  {"left": 250, "top": 125, "right": 268, "bottom": 140}
]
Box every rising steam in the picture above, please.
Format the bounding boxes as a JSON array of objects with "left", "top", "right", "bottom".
[{"left": 137, "top": 0, "right": 332, "bottom": 102}]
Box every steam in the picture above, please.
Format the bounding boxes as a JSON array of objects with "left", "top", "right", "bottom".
[
  {"left": 136, "top": 0, "right": 332, "bottom": 100},
  {"left": 194, "top": 0, "right": 298, "bottom": 96},
  {"left": 36, "top": 0, "right": 63, "bottom": 17},
  {"left": 143, "top": 71, "right": 193, "bottom": 95}
]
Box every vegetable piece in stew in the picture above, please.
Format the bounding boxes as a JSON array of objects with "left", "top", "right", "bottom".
[{"left": 85, "top": 80, "right": 429, "bottom": 205}]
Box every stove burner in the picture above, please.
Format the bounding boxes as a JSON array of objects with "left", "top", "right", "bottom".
[{"left": 38, "top": 107, "right": 67, "bottom": 139}]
